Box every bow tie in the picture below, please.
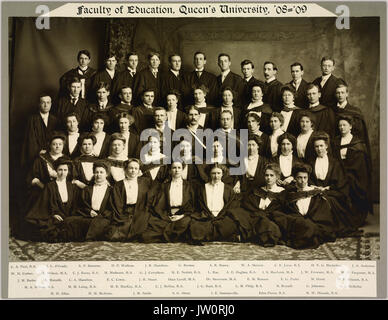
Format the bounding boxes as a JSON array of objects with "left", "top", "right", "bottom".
[{"left": 282, "top": 107, "right": 296, "bottom": 112}]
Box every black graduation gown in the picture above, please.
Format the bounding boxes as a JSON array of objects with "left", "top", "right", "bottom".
[
  {"left": 167, "top": 109, "right": 187, "bottom": 131},
  {"left": 140, "top": 159, "right": 170, "bottom": 199},
  {"left": 287, "top": 79, "right": 310, "bottom": 109},
  {"left": 107, "top": 177, "right": 151, "bottom": 241},
  {"left": 72, "top": 154, "right": 98, "bottom": 186},
  {"left": 24, "top": 181, "right": 77, "bottom": 242},
  {"left": 59, "top": 67, "right": 97, "bottom": 102},
  {"left": 237, "top": 187, "right": 286, "bottom": 244},
  {"left": 309, "top": 156, "right": 359, "bottom": 235},
  {"left": 263, "top": 79, "right": 283, "bottom": 112},
  {"left": 84, "top": 103, "right": 115, "bottom": 133},
  {"left": 110, "top": 69, "right": 136, "bottom": 105},
  {"left": 160, "top": 70, "right": 186, "bottom": 107},
  {"left": 132, "top": 105, "right": 156, "bottom": 134},
  {"left": 216, "top": 72, "right": 245, "bottom": 107},
  {"left": 183, "top": 70, "right": 218, "bottom": 106},
  {"left": 333, "top": 136, "right": 373, "bottom": 227},
  {"left": 261, "top": 130, "right": 285, "bottom": 159},
  {"left": 271, "top": 154, "right": 304, "bottom": 183},
  {"left": 63, "top": 184, "right": 112, "bottom": 241},
  {"left": 270, "top": 187, "right": 337, "bottom": 249},
  {"left": 63, "top": 133, "right": 82, "bottom": 159},
  {"left": 239, "top": 156, "right": 269, "bottom": 194},
  {"left": 189, "top": 183, "right": 240, "bottom": 242},
  {"left": 56, "top": 97, "right": 89, "bottom": 131},
  {"left": 91, "top": 69, "right": 117, "bottom": 102},
  {"left": 241, "top": 103, "right": 272, "bottom": 135},
  {"left": 307, "top": 104, "right": 336, "bottom": 137},
  {"left": 211, "top": 107, "right": 242, "bottom": 130},
  {"left": 313, "top": 74, "right": 344, "bottom": 109},
  {"left": 133, "top": 68, "right": 162, "bottom": 106},
  {"left": 142, "top": 180, "right": 194, "bottom": 243},
  {"left": 21, "top": 113, "right": 59, "bottom": 169},
  {"left": 242, "top": 77, "right": 265, "bottom": 106},
  {"left": 104, "top": 157, "right": 127, "bottom": 185},
  {"left": 91, "top": 132, "right": 111, "bottom": 159},
  {"left": 109, "top": 104, "right": 136, "bottom": 132},
  {"left": 280, "top": 107, "right": 303, "bottom": 137},
  {"left": 184, "top": 104, "right": 215, "bottom": 129},
  {"left": 297, "top": 132, "right": 316, "bottom": 164}
]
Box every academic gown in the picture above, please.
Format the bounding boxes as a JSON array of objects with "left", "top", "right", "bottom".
[
  {"left": 270, "top": 187, "right": 337, "bottom": 249},
  {"left": 107, "top": 177, "right": 151, "bottom": 241},
  {"left": 133, "top": 68, "right": 162, "bottom": 106},
  {"left": 271, "top": 154, "right": 304, "bottom": 183},
  {"left": 141, "top": 180, "right": 195, "bottom": 243},
  {"left": 297, "top": 132, "right": 316, "bottom": 164},
  {"left": 242, "top": 77, "right": 265, "bottom": 106},
  {"left": 211, "top": 107, "right": 242, "bottom": 130},
  {"left": 56, "top": 97, "right": 89, "bottom": 131},
  {"left": 184, "top": 104, "right": 216, "bottom": 129},
  {"left": 91, "top": 132, "right": 111, "bottom": 159},
  {"left": 59, "top": 67, "right": 97, "bottom": 102},
  {"left": 161, "top": 70, "right": 186, "bottom": 107},
  {"left": 110, "top": 69, "right": 136, "bottom": 105},
  {"left": 238, "top": 156, "right": 269, "bottom": 194},
  {"left": 216, "top": 72, "right": 245, "bottom": 107},
  {"left": 91, "top": 69, "right": 118, "bottom": 102},
  {"left": 84, "top": 103, "right": 115, "bottom": 133},
  {"left": 132, "top": 105, "right": 155, "bottom": 134},
  {"left": 24, "top": 181, "right": 77, "bottom": 242},
  {"left": 167, "top": 109, "right": 187, "bottom": 131},
  {"left": 287, "top": 79, "right": 310, "bottom": 109},
  {"left": 263, "top": 79, "right": 283, "bottom": 112},
  {"left": 105, "top": 157, "right": 128, "bottom": 185},
  {"left": 309, "top": 156, "right": 359, "bottom": 235},
  {"left": 260, "top": 131, "right": 285, "bottom": 159},
  {"left": 307, "top": 104, "right": 336, "bottom": 137},
  {"left": 313, "top": 74, "right": 344, "bottom": 109},
  {"left": 109, "top": 104, "right": 136, "bottom": 131},
  {"left": 63, "top": 133, "right": 82, "bottom": 159},
  {"left": 332, "top": 136, "right": 373, "bottom": 227},
  {"left": 140, "top": 159, "right": 170, "bottom": 200},
  {"left": 63, "top": 184, "right": 112, "bottom": 241},
  {"left": 280, "top": 107, "right": 302, "bottom": 137},
  {"left": 72, "top": 154, "right": 98, "bottom": 186},
  {"left": 241, "top": 103, "right": 272, "bottom": 135},
  {"left": 237, "top": 187, "right": 286, "bottom": 244},
  {"left": 21, "top": 113, "right": 59, "bottom": 169},
  {"left": 183, "top": 70, "right": 218, "bottom": 106},
  {"left": 189, "top": 183, "right": 241, "bottom": 242}
]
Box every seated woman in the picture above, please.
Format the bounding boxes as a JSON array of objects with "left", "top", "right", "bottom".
[
  {"left": 90, "top": 113, "right": 111, "bottom": 159},
  {"left": 140, "top": 135, "right": 169, "bottom": 185},
  {"left": 271, "top": 132, "right": 303, "bottom": 188},
  {"left": 279, "top": 85, "right": 302, "bottom": 137},
  {"left": 211, "top": 87, "right": 241, "bottom": 130},
  {"left": 270, "top": 164, "right": 337, "bottom": 249},
  {"left": 105, "top": 133, "right": 128, "bottom": 184},
  {"left": 309, "top": 132, "right": 359, "bottom": 236},
  {"left": 189, "top": 163, "right": 240, "bottom": 244},
  {"left": 296, "top": 111, "right": 316, "bottom": 163},
  {"left": 107, "top": 159, "right": 151, "bottom": 242},
  {"left": 63, "top": 161, "right": 112, "bottom": 241},
  {"left": 242, "top": 82, "right": 272, "bottom": 134},
  {"left": 115, "top": 112, "right": 140, "bottom": 158},
  {"left": 238, "top": 163, "right": 285, "bottom": 245},
  {"left": 261, "top": 112, "right": 285, "bottom": 158},
  {"left": 25, "top": 133, "right": 70, "bottom": 217},
  {"left": 24, "top": 158, "right": 76, "bottom": 242},
  {"left": 141, "top": 161, "right": 194, "bottom": 243},
  {"left": 332, "top": 115, "right": 373, "bottom": 228},
  {"left": 72, "top": 133, "right": 98, "bottom": 189},
  {"left": 237, "top": 135, "right": 269, "bottom": 195}
]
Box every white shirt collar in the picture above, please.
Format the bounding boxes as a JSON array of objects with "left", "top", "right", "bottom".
[
  {"left": 309, "top": 101, "right": 320, "bottom": 108},
  {"left": 170, "top": 69, "right": 180, "bottom": 77},
  {"left": 221, "top": 69, "right": 230, "bottom": 78},
  {"left": 322, "top": 74, "right": 331, "bottom": 81},
  {"left": 40, "top": 112, "right": 49, "bottom": 120},
  {"left": 195, "top": 101, "right": 207, "bottom": 108},
  {"left": 245, "top": 76, "right": 253, "bottom": 82},
  {"left": 127, "top": 67, "right": 136, "bottom": 73},
  {"left": 266, "top": 76, "right": 276, "bottom": 83},
  {"left": 195, "top": 68, "right": 204, "bottom": 72},
  {"left": 337, "top": 101, "right": 347, "bottom": 109}
]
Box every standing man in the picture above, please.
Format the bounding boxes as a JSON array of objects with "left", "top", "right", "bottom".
[
  {"left": 59, "top": 49, "right": 96, "bottom": 102},
  {"left": 262, "top": 61, "right": 283, "bottom": 112},
  {"left": 241, "top": 59, "right": 264, "bottom": 107},
  {"left": 111, "top": 52, "right": 138, "bottom": 104},
  {"left": 313, "top": 57, "right": 344, "bottom": 109},
  {"left": 92, "top": 52, "right": 118, "bottom": 103},
  {"left": 216, "top": 53, "right": 245, "bottom": 107},
  {"left": 132, "top": 89, "right": 157, "bottom": 134},
  {"left": 183, "top": 51, "right": 218, "bottom": 106},
  {"left": 161, "top": 54, "right": 186, "bottom": 108},
  {"left": 288, "top": 62, "right": 309, "bottom": 109},
  {"left": 306, "top": 83, "right": 336, "bottom": 137},
  {"left": 133, "top": 51, "right": 162, "bottom": 106}
]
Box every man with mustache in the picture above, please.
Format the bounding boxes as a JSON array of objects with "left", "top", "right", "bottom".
[{"left": 262, "top": 61, "right": 283, "bottom": 112}]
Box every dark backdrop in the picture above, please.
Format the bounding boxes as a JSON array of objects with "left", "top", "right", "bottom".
[{"left": 9, "top": 17, "right": 380, "bottom": 209}]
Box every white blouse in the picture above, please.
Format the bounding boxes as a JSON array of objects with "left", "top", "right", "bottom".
[
  {"left": 297, "top": 130, "right": 313, "bottom": 158},
  {"left": 56, "top": 179, "right": 68, "bottom": 203},
  {"left": 110, "top": 167, "right": 125, "bottom": 182},
  {"left": 170, "top": 179, "right": 183, "bottom": 207},
  {"left": 340, "top": 134, "right": 353, "bottom": 160},
  {"left": 93, "top": 132, "right": 106, "bottom": 157},
  {"left": 167, "top": 109, "right": 178, "bottom": 131},
  {"left": 279, "top": 154, "right": 293, "bottom": 177},
  {"left": 315, "top": 155, "right": 329, "bottom": 180},
  {"left": 280, "top": 110, "right": 293, "bottom": 131},
  {"left": 181, "top": 165, "right": 188, "bottom": 180},
  {"left": 81, "top": 162, "right": 94, "bottom": 182},
  {"left": 124, "top": 178, "right": 138, "bottom": 204},
  {"left": 91, "top": 183, "right": 108, "bottom": 211},
  {"left": 205, "top": 182, "right": 225, "bottom": 217},
  {"left": 296, "top": 186, "right": 315, "bottom": 216},
  {"left": 246, "top": 155, "right": 259, "bottom": 178},
  {"left": 68, "top": 133, "right": 80, "bottom": 154},
  {"left": 270, "top": 129, "right": 285, "bottom": 157},
  {"left": 258, "top": 185, "right": 284, "bottom": 210}
]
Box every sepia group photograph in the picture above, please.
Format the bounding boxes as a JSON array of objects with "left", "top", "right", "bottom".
[{"left": 4, "top": 1, "right": 384, "bottom": 278}]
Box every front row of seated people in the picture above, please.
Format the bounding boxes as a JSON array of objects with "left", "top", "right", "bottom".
[{"left": 23, "top": 116, "right": 371, "bottom": 249}]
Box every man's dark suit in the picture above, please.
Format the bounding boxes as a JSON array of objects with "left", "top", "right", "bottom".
[
  {"left": 133, "top": 68, "right": 162, "bottom": 107},
  {"left": 287, "top": 79, "right": 309, "bottom": 109},
  {"left": 263, "top": 78, "right": 283, "bottom": 112},
  {"left": 183, "top": 70, "right": 218, "bottom": 107},
  {"left": 313, "top": 74, "right": 344, "bottom": 109},
  {"left": 111, "top": 69, "right": 137, "bottom": 105},
  {"left": 216, "top": 71, "right": 245, "bottom": 107}
]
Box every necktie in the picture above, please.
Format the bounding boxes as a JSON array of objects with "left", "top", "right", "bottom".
[
  {"left": 196, "top": 71, "right": 201, "bottom": 78},
  {"left": 71, "top": 97, "right": 77, "bottom": 105},
  {"left": 152, "top": 71, "right": 157, "bottom": 78}
]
